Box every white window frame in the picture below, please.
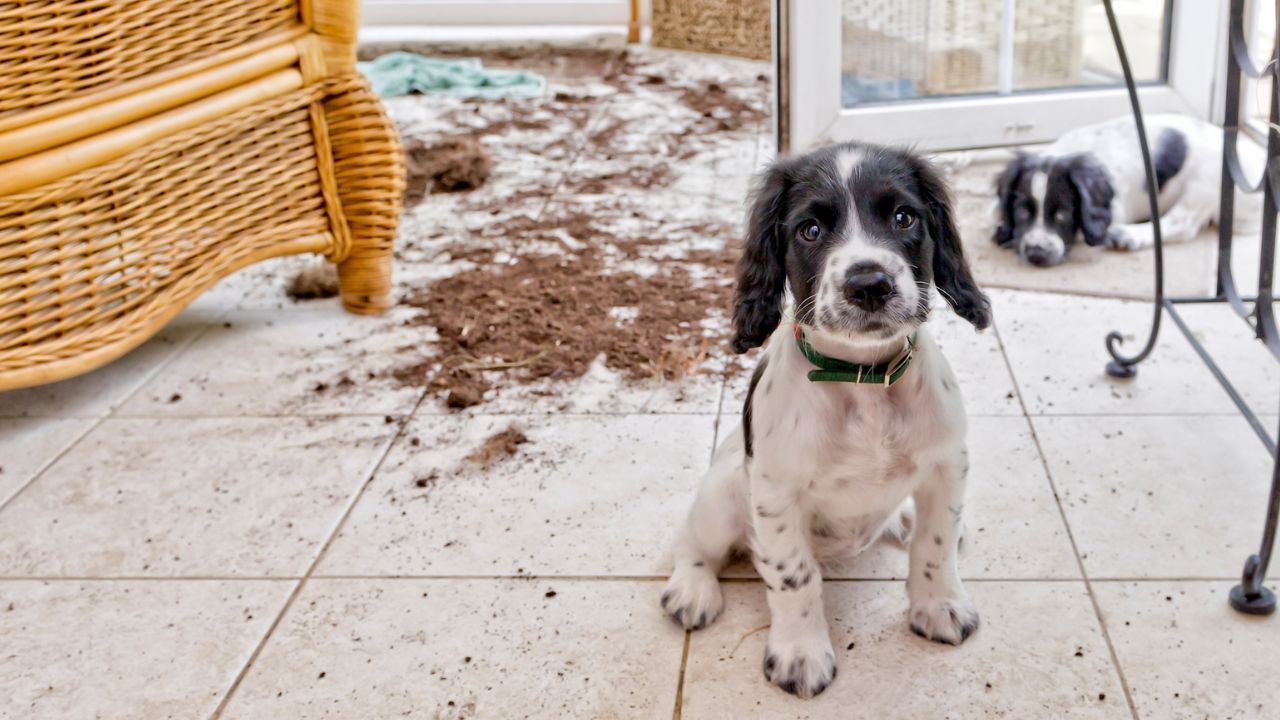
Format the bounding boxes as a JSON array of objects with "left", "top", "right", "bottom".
[{"left": 782, "top": 0, "right": 1227, "bottom": 152}]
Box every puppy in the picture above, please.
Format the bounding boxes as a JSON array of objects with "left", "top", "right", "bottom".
[
  {"left": 661, "top": 142, "right": 991, "bottom": 698},
  {"left": 993, "top": 113, "right": 1262, "bottom": 266}
]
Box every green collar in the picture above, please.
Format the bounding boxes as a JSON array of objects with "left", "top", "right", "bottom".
[{"left": 793, "top": 327, "right": 917, "bottom": 386}]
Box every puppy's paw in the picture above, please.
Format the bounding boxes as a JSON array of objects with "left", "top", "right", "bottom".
[
  {"left": 660, "top": 565, "right": 723, "bottom": 630},
  {"left": 1105, "top": 228, "right": 1142, "bottom": 251},
  {"left": 909, "top": 593, "right": 980, "bottom": 646},
  {"left": 762, "top": 629, "right": 837, "bottom": 699}
]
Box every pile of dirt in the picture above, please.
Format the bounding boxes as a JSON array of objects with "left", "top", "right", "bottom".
[
  {"left": 464, "top": 424, "right": 529, "bottom": 467},
  {"left": 403, "top": 136, "right": 493, "bottom": 205},
  {"left": 398, "top": 241, "right": 733, "bottom": 407}
]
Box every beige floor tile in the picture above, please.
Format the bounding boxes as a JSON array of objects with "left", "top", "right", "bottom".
[
  {"left": 681, "top": 581, "right": 1127, "bottom": 720},
  {"left": 115, "top": 306, "right": 427, "bottom": 417},
  {"left": 0, "top": 313, "right": 213, "bottom": 419},
  {"left": 0, "top": 418, "right": 95, "bottom": 505},
  {"left": 0, "top": 417, "right": 396, "bottom": 577},
  {"left": 1034, "top": 415, "right": 1274, "bottom": 579},
  {"left": 995, "top": 289, "right": 1241, "bottom": 415},
  {"left": 0, "top": 579, "right": 291, "bottom": 719},
  {"left": 717, "top": 416, "right": 1079, "bottom": 580},
  {"left": 1169, "top": 301, "right": 1280, "bottom": 416},
  {"left": 1096, "top": 580, "right": 1280, "bottom": 720},
  {"left": 221, "top": 578, "right": 683, "bottom": 719},
  {"left": 317, "top": 413, "right": 717, "bottom": 577}
]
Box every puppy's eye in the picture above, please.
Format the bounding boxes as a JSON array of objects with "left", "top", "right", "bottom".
[
  {"left": 798, "top": 221, "right": 821, "bottom": 242},
  {"left": 1054, "top": 208, "right": 1072, "bottom": 225},
  {"left": 1014, "top": 206, "right": 1032, "bottom": 222},
  {"left": 892, "top": 207, "right": 917, "bottom": 230}
]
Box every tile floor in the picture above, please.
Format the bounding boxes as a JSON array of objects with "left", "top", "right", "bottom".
[{"left": 5, "top": 43, "right": 1280, "bottom": 720}]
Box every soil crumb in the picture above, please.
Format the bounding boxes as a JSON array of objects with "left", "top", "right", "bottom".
[
  {"left": 465, "top": 424, "right": 529, "bottom": 467},
  {"left": 404, "top": 136, "right": 493, "bottom": 205},
  {"left": 286, "top": 263, "right": 339, "bottom": 301}
]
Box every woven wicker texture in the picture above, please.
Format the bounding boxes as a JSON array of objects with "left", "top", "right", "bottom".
[
  {"left": 651, "top": 0, "right": 770, "bottom": 60},
  {"left": 842, "top": 0, "right": 1083, "bottom": 95},
  {"left": 0, "top": 0, "right": 299, "bottom": 119},
  {"left": 0, "top": 76, "right": 402, "bottom": 381}
]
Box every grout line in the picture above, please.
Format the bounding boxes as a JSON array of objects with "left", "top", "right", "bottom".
[
  {"left": 991, "top": 320, "right": 1142, "bottom": 720},
  {"left": 671, "top": 631, "right": 691, "bottom": 720},
  {"left": 0, "top": 574, "right": 1245, "bottom": 584},
  {"left": 207, "top": 391, "right": 427, "bottom": 719},
  {"left": 0, "top": 321, "right": 220, "bottom": 514}
]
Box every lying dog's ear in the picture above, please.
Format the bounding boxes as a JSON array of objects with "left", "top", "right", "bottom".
[
  {"left": 993, "top": 152, "right": 1031, "bottom": 248},
  {"left": 731, "top": 158, "right": 794, "bottom": 353},
  {"left": 1066, "top": 154, "right": 1114, "bottom": 246},
  {"left": 912, "top": 156, "right": 992, "bottom": 330}
]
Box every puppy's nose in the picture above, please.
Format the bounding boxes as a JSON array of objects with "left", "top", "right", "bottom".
[
  {"left": 844, "top": 266, "right": 895, "bottom": 311},
  {"left": 1025, "top": 247, "right": 1053, "bottom": 267}
]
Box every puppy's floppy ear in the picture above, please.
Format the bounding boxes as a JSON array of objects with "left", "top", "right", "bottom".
[
  {"left": 912, "top": 156, "right": 992, "bottom": 330},
  {"left": 1066, "top": 153, "right": 1114, "bottom": 246},
  {"left": 993, "top": 152, "right": 1031, "bottom": 248},
  {"left": 731, "top": 158, "right": 794, "bottom": 353}
]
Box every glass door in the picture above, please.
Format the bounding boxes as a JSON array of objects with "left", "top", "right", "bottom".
[{"left": 779, "top": 0, "right": 1225, "bottom": 152}]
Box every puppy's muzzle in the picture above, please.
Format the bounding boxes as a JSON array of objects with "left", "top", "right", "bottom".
[{"left": 844, "top": 263, "right": 895, "bottom": 312}]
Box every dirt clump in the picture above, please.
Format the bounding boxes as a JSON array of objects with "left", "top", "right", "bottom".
[
  {"left": 464, "top": 424, "right": 529, "bottom": 467},
  {"left": 403, "top": 136, "right": 494, "bottom": 205},
  {"left": 286, "top": 263, "right": 339, "bottom": 301}
]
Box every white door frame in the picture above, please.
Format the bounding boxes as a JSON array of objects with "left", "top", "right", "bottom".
[{"left": 780, "top": 0, "right": 1227, "bottom": 152}]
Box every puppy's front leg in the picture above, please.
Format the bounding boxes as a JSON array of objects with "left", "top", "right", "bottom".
[
  {"left": 907, "top": 451, "right": 979, "bottom": 645},
  {"left": 750, "top": 475, "right": 836, "bottom": 698}
]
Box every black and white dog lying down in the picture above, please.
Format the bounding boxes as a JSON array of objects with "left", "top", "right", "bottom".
[
  {"left": 661, "top": 142, "right": 990, "bottom": 698},
  {"left": 994, "top": 113, "right": 1263, "bottom": 267}
]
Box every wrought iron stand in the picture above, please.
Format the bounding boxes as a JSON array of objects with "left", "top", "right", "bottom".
[{"left": 1102, "top": 0, "right": 1280, "bottom": 615}]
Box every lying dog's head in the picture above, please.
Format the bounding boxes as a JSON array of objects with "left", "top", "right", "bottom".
[
  {"left": 730, "top": 142, "right": 990, "bottom": 354},
  {"left": 992, "top": 152, "right": 1114, "bottom": 267}
]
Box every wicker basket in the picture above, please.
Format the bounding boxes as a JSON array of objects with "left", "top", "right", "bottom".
[
  {"left": 650, "top": 0, "right": 771, "bottom": 60},
  {"left": 842, "top": 0, "right": 1084, "bottom": 96},
  {"left": 0, "top": 1, "right": 404, "bottom": 391}
]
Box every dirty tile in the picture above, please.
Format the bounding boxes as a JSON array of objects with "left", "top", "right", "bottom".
[
  {"left": 681, "top": 581, "right": 1127, "bottom": 719},
  {"left": 1096, "top": 581, "right": 1280, "bottom": 720},
  {"left": 719, "top": 416, "right": 1079, "bottom": 580},
  {"left": 1034, "top": 415, "right": 1273, "bottom": 578},
  {"left": 115, "top": 306, "right": 427, "bottom": 417},
  {"left": 995, "top": 289, "right": 1240, "bottom": 415},
  {"left": 318, "top": 413, "right": 717, "bottom": 577},
  {"left": 0, "top": 418, "right": 95, "bottom": 505},
  {"left": 221, "top": 579, "right": 683, "bottom": 719},
  {"left": 0, "top": 313, "right": 213, "bottom": 418},
  {"left": 0, "top": 417, "right": 395, "bottom": 577},
  {"left": 0, "top": 579, "right": 291, "bottom": 719}
]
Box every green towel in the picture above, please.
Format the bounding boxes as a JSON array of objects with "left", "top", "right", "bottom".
[{"left": 358, "top": 53, "right": 545, "bottom": 99}]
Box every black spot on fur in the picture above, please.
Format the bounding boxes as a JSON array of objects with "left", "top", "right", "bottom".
[
  {"left": 692, "top": 561, "right": 705, "bottom": 567},
  {"left": 1150, "top": 128, "right": 1188, "bottom": 193},
  {"left": 934, "top": 534, "right": 942, "bottom": 546},
  {"left": 743, "top": 355, "right": 769, "bottom": 458},
  {"left": 776, "top": 523, "right": 787, "bottom": 534},
  {"left": 923, "top": 570, "right": 933, "bottom": 581}
]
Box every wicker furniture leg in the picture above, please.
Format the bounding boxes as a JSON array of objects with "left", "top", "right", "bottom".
[{"left": 321, "top": 76, "right": 404, "bottom": 315}]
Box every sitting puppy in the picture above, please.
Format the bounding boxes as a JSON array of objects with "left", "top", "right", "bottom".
[
  {"left": 661, "top": 142, "right": 991, "bottom": 698},
  {"left": 993, "top": 113, "right": 1261, "bottom": 267}
]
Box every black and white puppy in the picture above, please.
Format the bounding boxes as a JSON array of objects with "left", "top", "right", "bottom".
[
  {"left": 661, "top": 142, "right": 990, "bottom": 698},
  {"left": 993, "top": 113, "right": 1262, "bottom": 267}
]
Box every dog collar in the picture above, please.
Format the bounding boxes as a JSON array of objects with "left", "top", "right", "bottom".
[{"left": 793, "top": 326, "right": 917, "bottom": 386}]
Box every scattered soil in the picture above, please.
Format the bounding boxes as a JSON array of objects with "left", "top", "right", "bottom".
[
  {"left": 398, "top": 239, "right": 734, "bottom": 403},
  {"left": 464, "top": 424, "right": 529, "bottom": 468},
  {"left": 403, "top": 136, "right": 493, "bottom": 205},
  {"left": 345, "top": 45, "right": 767, "bottom": 408},
  {"left": 286, "top": 263, "right": 339, "bottom": 301}
]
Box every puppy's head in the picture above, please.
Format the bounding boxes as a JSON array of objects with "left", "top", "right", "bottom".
[
  {"left": 993, "top": 152, "right": 1114, "bottom": 267},
  {"left": 730, "top": 142, "right": 990, "bottom": 354}
]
